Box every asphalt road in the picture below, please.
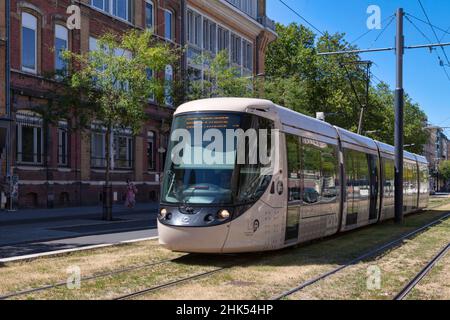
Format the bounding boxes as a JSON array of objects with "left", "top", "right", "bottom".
[{"left": 0, "top": 209, "right": 159, "bottom": 260}]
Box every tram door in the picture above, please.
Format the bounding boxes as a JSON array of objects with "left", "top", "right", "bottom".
[
  {"left": 368, "top": 154, "right": 379, "bottom": 221},
  {"left": 285, "top": 135, "right": 301, "bottom": 243}
]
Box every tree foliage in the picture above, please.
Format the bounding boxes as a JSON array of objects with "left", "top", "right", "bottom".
[
  {"left": 187, "top": 50, "right": 253, "bottom": 100},
  {"left": 261, "top": 22, "right": 429, "bottom": 153},
  {"left": 52, "top": 30, "right": 178, "bottom": 220},
  {"left": 439, "top": 160, "right": 450, "bottom": 181}
]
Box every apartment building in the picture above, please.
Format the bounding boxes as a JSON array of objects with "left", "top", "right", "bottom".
[
  {"left": 185, "top": 0, "right": 276, "bottom": 80},
  {"left": 0, "top": 0, "right": 276, "bottom": 209},
  {"left": 423, "top": 127, "right": 449, "bottom": 192}
]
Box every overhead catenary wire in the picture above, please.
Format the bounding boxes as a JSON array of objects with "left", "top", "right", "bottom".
[
  {"left": 368, "top": 15, "right": 396, "bottom": 49},
  {"left": 406, "top": 13, "right": 450, "bottom": 43},
  {"left": 350, "top": 14, "right": 395, "bottom": 45},
  {"left": 404, "top": 15, "right": 450, "bottom": 82},
  {"left": 417, "top": 0, "right": 450, "bottom": 67},
  {"left": 277, "top": 0, "right": 371, "bottom": 115}
]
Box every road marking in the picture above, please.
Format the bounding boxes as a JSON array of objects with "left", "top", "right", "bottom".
[{"left": 0, "top": 236, "right": 159, "bottom": 264}]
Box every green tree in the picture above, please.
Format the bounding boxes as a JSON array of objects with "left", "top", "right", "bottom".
[
  {"left": 263, "top": 22, "right": 430, "bottom": 153},
  {"left": 439, "top": 160, "right": 450, "bottom": 181},
  {"left": 187, "top": 51, "right": 252, "bottom": 100},
  {"left": 58, "top": 30, "right": 178, "bottom": 220}
]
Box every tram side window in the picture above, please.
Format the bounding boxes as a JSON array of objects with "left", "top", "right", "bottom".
[
  {"left": 302, "top": 138, "right": 338, "bottom": 204},
  {"left": 236, "top": 117, "right": 274, "bottom": 203},
  {"left": 382, "top": 158, "right": 395, "bottom": 197},
  {"left": 420, "top": 165, "right": 429, "bottom": 194},
  {"left": 286, "top": 135, "right": 301, "bottom": 202},
  {"left": 320, "top": 143, "right": 339, "bottom": 200}
]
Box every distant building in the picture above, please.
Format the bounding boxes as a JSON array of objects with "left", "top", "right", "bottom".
[
  {"left": 423, "top": 127, "right": 449, "bottom": 192},
  {"left": 0, "top": 0, "right": 277, "bottom": 209},
  {"left": 185, "top": 0, "right": 277, "bottom": 81}
]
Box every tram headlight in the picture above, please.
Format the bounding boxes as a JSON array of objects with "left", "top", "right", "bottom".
[
  {"left": 159, "top": 208, "right": 168, "bottom": 219},
  {"left": 217, "top": 209, "right": 231, "bottom": 220}
]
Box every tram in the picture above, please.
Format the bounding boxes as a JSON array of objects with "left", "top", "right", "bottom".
[{"left": 158, "top": 98, "right": 429, "bottom": 253}]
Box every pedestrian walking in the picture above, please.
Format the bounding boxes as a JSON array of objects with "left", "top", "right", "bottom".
[{"left": 125, "top": 179, "right": 138, "bottom": 209}]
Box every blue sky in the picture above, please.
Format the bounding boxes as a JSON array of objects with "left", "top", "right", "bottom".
[{"left": 267, "top": 0, "right": 450, "bottom": 133}]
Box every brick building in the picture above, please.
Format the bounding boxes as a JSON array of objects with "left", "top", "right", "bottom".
[{"left": 0, "top": 0, "right": 276, "bottom": 209}]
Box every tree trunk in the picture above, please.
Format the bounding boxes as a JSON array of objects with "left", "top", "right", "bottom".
[{"left": 103, "top": 124, "right": 113, "bottom": 221}]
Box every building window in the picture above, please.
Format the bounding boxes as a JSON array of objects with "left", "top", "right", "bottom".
[
  {"left": 58, "top": 121, "right": 69, "bottom": 166},
  {"left": 21, "top": 12, "right": 38, "bottom": 73},
  {"left": 55, "top": 25, "right": 68, "bottom": 74},
  {"left": 187, "top": 9, "right": 201, "bottom": 47},
  {"left": 146, "top": 68, "right": 155, "bottom": 101},
  {"left": 91, "top": 124, "right": 133, "bottom": 169},
  {"left": 164, "top": 65, "right": 174, "bottom": 106},
  {"left": 225, "top": 0, "right": 258, "bottom": 19},
  {"left": 91, "top": 129, "right": 106, "bottom": 168},
  {"left": 217, "top": 27, "right": 230, "bottom": 54},
  {"left": 114, "top": 134, "right": 133, "bottom": 169},
  {"left": 243, "top": 39, "right": 253, "bottom": 73},
  {"left": 92, "top": 0, "right": 108, "bottom": 11},
  {"left": 147, "top": 131, "right": 156, "bottom": 171},
  {"left": 145, "top": 0, "right": 154, "bottom": 29},
  {"left": 231, "top": 33, "right": 242, "bottom": 66},
  {"left": 164, "top": 10, "right": 174, "bottom": 41},
  {"left": 203, "top": 19, "right": 217, "bottom": 54},
  {"left": 16, "top": 111, "right": 44, "bottom": 165},
  {"left": 91, "top": 0, "right": 130, "bottom": 22}
]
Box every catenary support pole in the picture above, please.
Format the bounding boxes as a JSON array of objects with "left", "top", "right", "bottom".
[{"left": 394, "top": 8, "right": 405, "bottom": 223}]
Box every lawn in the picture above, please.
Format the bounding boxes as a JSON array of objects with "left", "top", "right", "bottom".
[{"left": 1, "top": 198, "right": 449, "bottom": 300}]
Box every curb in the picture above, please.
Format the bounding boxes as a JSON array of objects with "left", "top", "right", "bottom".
[{"left": 0, "top": 235, "right": 159, "bottom": 264}]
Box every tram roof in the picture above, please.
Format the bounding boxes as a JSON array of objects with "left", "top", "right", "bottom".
[
  {"left": 175, "top": 98, "right": 426, "bottom": 163},
  {"left": 335, "top": 127, "right": 378, "bottom": 151},
  {"left": 175, "top": 98, "right": 276, "bottom": 115},
  {"left": 376, "top": 141, "right": 421, "bottom": 162}
]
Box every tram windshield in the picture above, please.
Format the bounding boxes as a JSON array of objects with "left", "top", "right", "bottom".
[{"left": 161, "top": 112, "right": 275, "bottom": 206}]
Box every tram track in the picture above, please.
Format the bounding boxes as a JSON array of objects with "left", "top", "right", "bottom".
[
  {"left": 113, "top": 266, "right": 231, "bottom": 300},
  {"left": 393, "top": 242, "right": 450, "bottom": 300},
  {"left": 271, "top": 211, "right": 450, "bottom": 300},
  {"left": 0, "top": 255, "right": 187, "bottom": 300},
  {"left": 1, "top": 203, "right": 448, "bottom": 300}
]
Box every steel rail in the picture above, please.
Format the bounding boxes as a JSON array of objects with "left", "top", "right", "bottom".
[
  {"left": 271, "top": 212, "right": 450, "bottom": 300},
  {"left": 113, "top": 267, "right": 230, "bottom": 300},
  {"left": 393, "top": 242, "right": 450, "bottom": 300},
  {"left": 0, "top": 256, "right": 185, "bottom": 300}
]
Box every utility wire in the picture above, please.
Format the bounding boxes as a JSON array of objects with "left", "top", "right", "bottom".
[
  {"left": 417, "top": 0, "right": 450, "bottom": 66},
  {"left": 278, "top": 0, "right": 325, "bottom": 36},
  {"left": 372, "top": 73, "right": 385, "bottom": 84},
  {"left": 405, "top": 12, "right": 450, "bottom": 82},
  {"left": 368, "top": 15, "right": 396, "bottom": 49},
  {"left": 439, "top": 26, "right": 450, "bottom": 42},
  {"left": 277, "top": 0, "right": 369, "bottom": 112},
  {"left": 406, "top": 13, "right": 450, "bottom": 42},
  {"left": 350, "top": 14, "right": 395, "bottom": 45}
]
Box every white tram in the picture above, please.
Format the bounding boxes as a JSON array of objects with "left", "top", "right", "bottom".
[{"left": 158, "top": 98, "right": 430, "bottom": 253}]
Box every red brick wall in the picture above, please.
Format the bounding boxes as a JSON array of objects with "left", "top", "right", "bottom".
[{"left": 8, "top": 0, "right": 181, "bottom": 208}]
